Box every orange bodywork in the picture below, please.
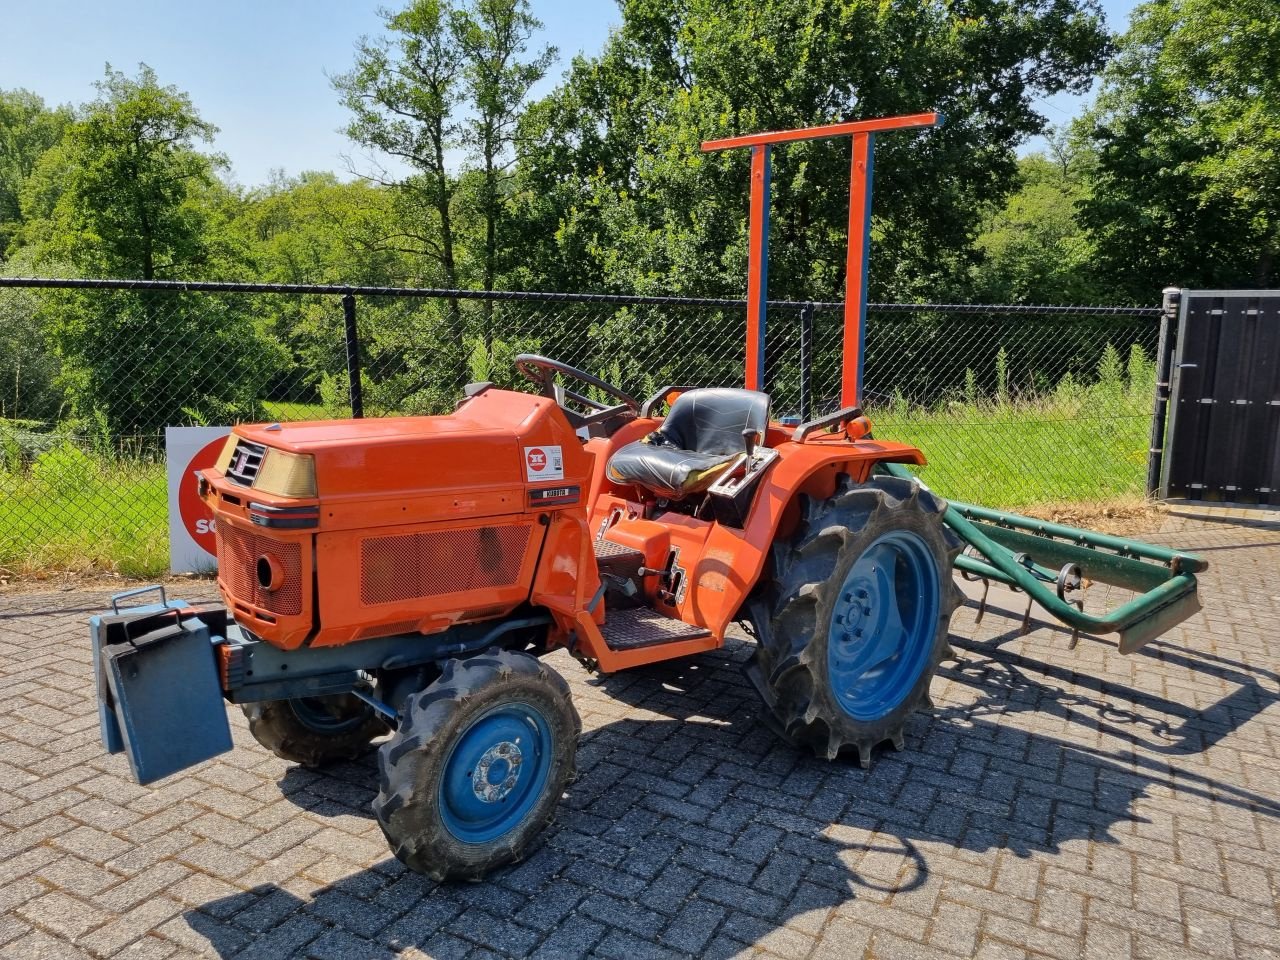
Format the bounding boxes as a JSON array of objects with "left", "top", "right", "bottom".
[
  {"left": 200, "top": 387, "right": 924, "bottom": 672},
  {"left": 200, "top": 389, "right": 595, "bottom": 650},
  {"left": 572, "top": 420, "right": 924, "bottom": 671}
]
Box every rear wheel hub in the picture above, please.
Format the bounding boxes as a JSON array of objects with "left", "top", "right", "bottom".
[
  {"left": 827, "top": 529, "right": 940, "bottom": 722},
  {"left": 439, "top": 704, "right": 552, "bottom": 844}
]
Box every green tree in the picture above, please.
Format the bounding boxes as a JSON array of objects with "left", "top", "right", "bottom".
[
  {"left": 0, "top": 89, "right": 71, "bottom": 259},
  {"left": 515, "top": 0, "right": 1112, "bottom": 304},
  {"left": 230, "top": 170, "right": 410, "bottom": 410},
  {"left": 335, "top": 1, "right": 466, "bottom": 288},
  {"left": 335, "top": 0, "right": 556, "bottom": 394},
  {"left": 453, "top": 0, "right": 555, "bottom": 296},
  {"left": 0, "top": 248, "right": 65, "bottom": 423},
  {"left": 30, "top": 65, "right": 277, "bottom": 436},
  {"left": 1080, "top": 0, "right": 1280, "bottom": 299},
  {"left": 972, "top": 137, "right": 1105, "bottom": 304},
  {"left": 38, "top": 65, "right": 224, "bottom": 279}
]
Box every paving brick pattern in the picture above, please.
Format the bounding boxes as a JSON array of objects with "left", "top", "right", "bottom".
[{"left": 1, "top": 505, "right": 1278, "bottom": 959}]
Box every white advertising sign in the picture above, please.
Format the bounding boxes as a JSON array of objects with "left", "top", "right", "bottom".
[{"left": 166, "top": 426, "right": 231, "bottom": 574}]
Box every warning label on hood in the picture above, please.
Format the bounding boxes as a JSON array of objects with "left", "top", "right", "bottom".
[{"left": 524, "top": 445, "right": 564, "bottom": 482}]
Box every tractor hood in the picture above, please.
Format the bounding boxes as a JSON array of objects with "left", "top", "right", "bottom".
[
  {"left": 203, "top": 387, "right": 591, "bottom": 525},
  {"left": 235, "top": 410, "right": 513, "bottom": 451}
]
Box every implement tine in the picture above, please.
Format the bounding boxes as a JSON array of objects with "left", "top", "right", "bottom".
[
  {"left": 1067, "top": 598, "right": 1084, "bottom": 650},
  {"left": 974, "top": 579, "right": 990, "bottom": 625}
]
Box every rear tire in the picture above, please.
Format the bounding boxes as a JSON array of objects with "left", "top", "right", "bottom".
[
  {"left": 243, "top": 695, "right": 389, "bottom": 767},
  {"left": 373, "top": 649, "right": 580, "bottom": 881},
  {"left": 747, "top": 474, "right": 963, "bottom": 767}
]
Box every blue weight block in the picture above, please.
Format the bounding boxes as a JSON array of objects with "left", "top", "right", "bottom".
[{"left": 101, "top": 614, "right": 233, "bottom": 785}]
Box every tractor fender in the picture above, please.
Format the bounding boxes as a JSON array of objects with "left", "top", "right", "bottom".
[{"left": 685, "top": 439, "right": 925, "bottom": 638}]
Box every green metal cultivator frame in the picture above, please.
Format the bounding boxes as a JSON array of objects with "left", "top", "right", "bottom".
[{"left": 883, "top": 463, "right": 1206, "bottom": 653}]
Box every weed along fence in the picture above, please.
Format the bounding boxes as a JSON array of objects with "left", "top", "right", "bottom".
[{"left": 0, "top": 277, "right": 1163, "bottom": 577}]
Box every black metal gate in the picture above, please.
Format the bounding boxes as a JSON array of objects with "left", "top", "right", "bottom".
[{"left": 1162, "top": 290, "right": 1280, "bottom": 502}]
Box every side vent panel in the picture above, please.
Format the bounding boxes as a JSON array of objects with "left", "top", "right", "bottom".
[{"left": 360, "top": 525, "right": 532, "bottom": 606}]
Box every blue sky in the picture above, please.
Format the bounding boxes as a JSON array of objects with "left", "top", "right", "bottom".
[{"left": 0, "top": 0, "right": 1136, "bottom": 188}]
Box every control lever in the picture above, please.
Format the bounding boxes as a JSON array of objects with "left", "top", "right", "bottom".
[{"left": 742, "top": 428, "right": 758, "bottom": 457}]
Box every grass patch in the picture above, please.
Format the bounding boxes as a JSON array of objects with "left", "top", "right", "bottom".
[
  {"left": 0, "top": 450, "right": 168, "bottom": 578},
  {"left": 877, "top": 405, "right": 1150, "bottom": 507},
  {"left": 873, "top": 343, "right": 1154, "bottom": 508}
]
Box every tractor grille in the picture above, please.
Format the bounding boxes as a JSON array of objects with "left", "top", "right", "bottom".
[
  {"left": 360, "top": 524, "right": 531, "bottom": 606},
  {"left": 224, "top": 439, "right": 267, "bottom": 487},
  {"left": 217, "top": 524, "right": 302, "bottom": 615}
]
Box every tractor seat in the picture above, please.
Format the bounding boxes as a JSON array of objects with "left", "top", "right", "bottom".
[{"left": 606, "top": 388, "right": 770, "bottom": 499}]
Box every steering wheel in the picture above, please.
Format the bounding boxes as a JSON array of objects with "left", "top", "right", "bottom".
[{"left": 514, "top": 354, "right": 640, "bottom": 429}]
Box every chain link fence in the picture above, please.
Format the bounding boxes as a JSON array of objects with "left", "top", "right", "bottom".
[{"left": 0, "top": 278, "right": 1162, "bottom": 576}]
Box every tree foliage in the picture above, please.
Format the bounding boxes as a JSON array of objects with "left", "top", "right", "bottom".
[
  {"left": 454, "top": 0, "right": 555, "bottom": 295},
  {"left": 335, "top": 0, "right": 466, "bottom": 289},
  {"left": 334, "top": 0, "right": 554, "bottom": 389},
  {"left": 0, "top": 89, "right": 71, "bottom": 259},
  {"left": 1080, "top": 0, "right": 1280, "bottom": 299},
  {"left": 37, "top": 65, "right": 225, "bottom": 280},
  {"left": 31, "top": 66, "right": 277, "bottom": 435},
  {"left": 515, "top": 0, "right": 1111, "bottom": 302},
  {"left": 0, "top": 248, "right": 64, "bottom": 422},
  {"left": 334, "top": 0, "right": 552, "bottom": 287},
  {"left": 971, "top": 138, "right": 1105, "bottom": 304},
  {"left": 226, "top": 171, "right": 412, "bottom": 410}
]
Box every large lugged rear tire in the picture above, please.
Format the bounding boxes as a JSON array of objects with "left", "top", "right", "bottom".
[
  {"left": 373, "top": 649, "right": 580, "bottom": 882},
  {"left": 747, "top": 474, "right": 963, "bottom": 767},
  {"left": 243, "top": 695, "right": 389, "bottom": 767}
]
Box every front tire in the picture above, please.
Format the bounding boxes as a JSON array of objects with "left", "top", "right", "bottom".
[
  {"left": 748, "top": 474, "right": 963, "bottom": 767},
  {"left": 243, "top": 695, "right": 389, "bottom": 767},
  {"left": 373, "top": 649, "right": 580, "bottom": 881}
]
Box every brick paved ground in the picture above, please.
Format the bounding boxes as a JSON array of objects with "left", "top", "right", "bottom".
[{"left": 1, "top": 505, "right": 1278, "bottom": 959}]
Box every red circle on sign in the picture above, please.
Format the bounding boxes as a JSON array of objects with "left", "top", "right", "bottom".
[
  {"left": 177, "top": 436, "right": 229, "bottom": 556},
  {"left": 527, "top": 448, "right": 547, "bottom": 472}
]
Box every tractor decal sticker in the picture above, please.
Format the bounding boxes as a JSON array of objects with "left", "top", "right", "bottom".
[{"left": 523, "top": 445, "right": 564, "bottom": 482}]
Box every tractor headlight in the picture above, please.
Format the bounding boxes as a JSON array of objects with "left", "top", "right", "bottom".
[{"left": 254, "top": 449, "right": 317, "bottom": 498}]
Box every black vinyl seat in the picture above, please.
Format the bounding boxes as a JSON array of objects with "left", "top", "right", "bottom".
[{"left": 606, "top": 388, "right": 770, "bottom": 499}]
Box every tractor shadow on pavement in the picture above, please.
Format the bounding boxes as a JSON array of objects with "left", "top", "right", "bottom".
[
  {"left": 188, "top": 619, "right": 1280, "bottom": 958},
  {"left": 947, "top": 591, "right": 1280, "bottom": 761}
]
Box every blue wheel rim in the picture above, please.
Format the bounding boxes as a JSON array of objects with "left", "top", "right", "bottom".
[
  {"left": 827, "top": 530, "right": 940, "bottom": 722},
  {"left": 439, "top": 702, "right": 554, "bottom": 845}
]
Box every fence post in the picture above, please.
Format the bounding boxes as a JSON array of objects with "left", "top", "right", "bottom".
[
  {"left": 342, "top": 293, "right": 364, "bottom": 419},
  {"left": 799, "top": 302, "right": 814, "bottom": 420},
  {"left": 1145, "top": 287, "right": 1180, "bottom": 498}
]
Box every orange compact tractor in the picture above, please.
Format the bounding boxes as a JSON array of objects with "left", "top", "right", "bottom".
[{"left": 93, "top": 115, "right": 1206, "bottom": 881}]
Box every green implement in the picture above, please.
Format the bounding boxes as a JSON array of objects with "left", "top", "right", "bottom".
[{"left": 883, "top": 463, "right": 1206, "bottom": 653}]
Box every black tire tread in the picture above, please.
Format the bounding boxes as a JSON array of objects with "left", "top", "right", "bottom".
[
  {"left": 372, "top": 648, "right": 580, "bottom": 882},
  {"left": 243, "top": 696, "right": 388, "bottom": 768},
  {"left": 749, "top": 474, "right": 963, "bottom": 767}
]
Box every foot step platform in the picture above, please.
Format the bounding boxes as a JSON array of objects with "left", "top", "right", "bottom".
[
  {"left": 600, "top": 606, "right": 711, "bottom": 650},
  {"left": 593, "top": 538, "right": 645, "bottom": 579}
]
